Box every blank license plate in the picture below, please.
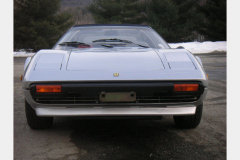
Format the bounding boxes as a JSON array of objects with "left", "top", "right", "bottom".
[{"left": 99, "top": 92, "right": 136, "bottom": 102}]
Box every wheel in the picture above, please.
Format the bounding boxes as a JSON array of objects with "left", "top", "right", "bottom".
[
  {"left": 173, "top": 103, "right": 203, "bottom": 129},
  {"left": 25, "top": 100, "right": 53, "bottom": 129}
]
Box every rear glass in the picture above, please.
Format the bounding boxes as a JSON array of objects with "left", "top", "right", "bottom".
[{"left": 53, "top": 26, "right": 170, "bottom": 50}]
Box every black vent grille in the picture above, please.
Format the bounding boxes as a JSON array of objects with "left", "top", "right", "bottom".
[
  {"left": 136, "top": 96, "right": 198, "bottom": 103},
  {"left": 34, "top": 95, "right": 198, "bottom": 104}
]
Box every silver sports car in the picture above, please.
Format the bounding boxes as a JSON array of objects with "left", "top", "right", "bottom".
[{"left": 22, "top": 24, "right": 208, "bottom": 129}]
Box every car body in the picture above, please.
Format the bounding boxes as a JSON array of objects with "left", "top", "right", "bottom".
[{"left": 22, "top": 24, "right": 208, "bottom": 129}]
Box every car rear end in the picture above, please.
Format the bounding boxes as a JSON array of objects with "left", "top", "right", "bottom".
[{"left": 22, "top": 25, "right": 208, "bottom": 129}]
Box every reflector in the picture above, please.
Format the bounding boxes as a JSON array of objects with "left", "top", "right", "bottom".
[
  {"left": 174, "top": 84, "right": 199, "bottom": 91},
  {"left": 36, "top": 85, "right": 61, "bottom": 93}
]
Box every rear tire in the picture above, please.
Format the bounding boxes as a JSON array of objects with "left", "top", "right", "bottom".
[
  {"left": 25, "top": 100, "right": 53, "bottom": 129},
  {"left": 173, "top": 103, "right": 203, "bottom": 129}
]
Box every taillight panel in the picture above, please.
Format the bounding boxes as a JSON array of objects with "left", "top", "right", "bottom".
[
  {"left": 29, "top": 82, "right": 204, "bottom": 102},
  {"left": 174, "top": 84, "right": 199, "bottom": 92},
  {"left": 36, "top": 85, "right": 62, "bottom": 93}
]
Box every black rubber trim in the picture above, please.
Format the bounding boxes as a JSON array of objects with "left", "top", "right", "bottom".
[{"left": 30, "top": 81, "right": 204, "bottom": 99}]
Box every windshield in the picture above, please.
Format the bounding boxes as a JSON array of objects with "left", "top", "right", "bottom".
[{"left": 53, "top": 26, "right": 170, "bottom": 50}]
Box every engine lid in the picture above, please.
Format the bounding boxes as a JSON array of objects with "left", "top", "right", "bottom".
[{"left": 66, "top": 48, "right": 165, "bottom": 71}]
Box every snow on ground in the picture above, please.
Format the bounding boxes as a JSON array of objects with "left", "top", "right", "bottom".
[
  {"left": 168, "top": 41, "right": 226, "bottom": 54},
  {"left": 13, "top": 51, "right": 35, "bottom": 57},
  {"left": 13, "top": 41, "right": 226, "bottom": 57}
]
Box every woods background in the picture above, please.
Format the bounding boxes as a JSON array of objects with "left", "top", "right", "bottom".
[{"left": 14, "top": 0, "right": 226, "bottom": 51}]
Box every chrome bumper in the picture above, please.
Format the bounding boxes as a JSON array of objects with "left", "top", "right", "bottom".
[{"left": 35, "top": 106, "right": 196, "bottom": 117}]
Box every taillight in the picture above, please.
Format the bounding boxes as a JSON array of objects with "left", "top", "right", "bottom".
[
  {"left": 174, "top": 84, "right": 199, "bottom": 91},
  {"left": 36, "top": 85, "right": 62, "bottom": 93}
]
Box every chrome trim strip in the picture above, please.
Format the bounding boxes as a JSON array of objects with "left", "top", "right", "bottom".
[{"left": 35, "top": 106, "right": 196, "bottom": 117}]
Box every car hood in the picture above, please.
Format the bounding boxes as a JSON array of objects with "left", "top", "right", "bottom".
[{"left": 67, "top": 48, "right": 164, "bottom": 71}]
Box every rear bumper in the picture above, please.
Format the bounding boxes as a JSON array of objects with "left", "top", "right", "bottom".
[
  {"left": 23, "top": 87, "right": 207, "bottom": 117},
  {"left": 35, "top": 105, "right": 196, "bottom": 117}
]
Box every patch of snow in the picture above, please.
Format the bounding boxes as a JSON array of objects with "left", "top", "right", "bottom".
[
  {"left": 168, "top": 41, "right": 226, "bottom": 54},
  {"left": 14, "top": 51, "right": 27, "bottom": 55},
  {"left": 14, "top": 52, "right": 35, "bottom": 57}
]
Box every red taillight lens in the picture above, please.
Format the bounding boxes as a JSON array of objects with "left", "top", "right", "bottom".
[
  {"left": 174, "top": 84, "right": 199, "bottom": 91},
  {"left": 36, "top": 85, "right": 62, "bottom": 93},
  {"left": 78, "top": 45, "right": 91, "bottom": 48}
]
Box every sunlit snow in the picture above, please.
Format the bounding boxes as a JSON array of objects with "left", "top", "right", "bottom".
[{"left": 169, "top": 41, "right": 226, "bottom": 54}]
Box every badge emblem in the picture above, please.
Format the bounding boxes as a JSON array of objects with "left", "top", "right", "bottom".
[{"left": 113, "top": 73, "right": 119, "bottom": 77}]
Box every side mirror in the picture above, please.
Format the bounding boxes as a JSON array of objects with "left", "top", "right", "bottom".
[{"left": 176, "top": 46, "right": 184, "bottom": 49}]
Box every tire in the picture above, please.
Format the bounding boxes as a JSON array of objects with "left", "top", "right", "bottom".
[
  {"left": 25, "top": 100, "right": 53, "bottom": 129},
  {"left": 173, "top": 103, "right": 203, "bottom": 129}
]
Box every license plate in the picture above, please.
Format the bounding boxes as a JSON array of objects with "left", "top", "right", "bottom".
[{"left": 99, "top": 92, "right": 136, "bottom": 102}]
